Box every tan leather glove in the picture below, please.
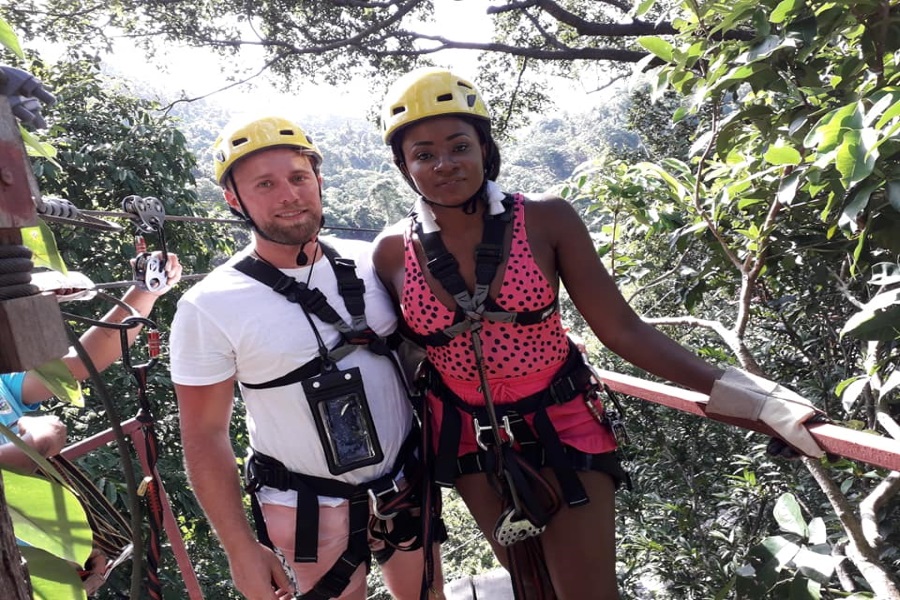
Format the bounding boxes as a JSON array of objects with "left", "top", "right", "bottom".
[{"left": 706, "top": 367, "right": 825, "bottom": 458}]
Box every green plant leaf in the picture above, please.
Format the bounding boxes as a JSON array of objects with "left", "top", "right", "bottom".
[
  {"left": 0, "top": 17, "right": 24, "bottom": 59},
  {"left": 835, "top": 128, "right": 878, "bottom": 189},
  {"left": 18, "top": 545, "right": 88, "bottom": 600},
  {"left": 770, "top": 0, "right": 802, "bottom": 23},
  {"left": 20, "top": 222, "right": 68, "bottom": 274},
  {"left": 638, "top": 36, "right": 674, "bottom": 62},
  {"left": 31, "top": 360, "right": 84, "bottom": 407},
  {"left": 764, "top": 145, "right": 802, "bottom": 165},
  {"left": 839, "top": 180, "right": 879, "bottom": 233},
  {"left": 19, "top": 126, "right": 61, "bottom": 166},
  {"left": 4, "top": 471, "right": 93, "bottom": 565},
  {"left": 634, "top": 0, "right": 657, "bottom": 18},
  {"left": 774, "top": 493, "right": 808, "bottom": 537},
  {"left": 794, "top": 546, "right": 839, "bottom": 584},
  {"left": 840, "top": 288, "right": 900, "bottom": 341}
]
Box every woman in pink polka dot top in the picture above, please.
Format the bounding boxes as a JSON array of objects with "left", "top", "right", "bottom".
[{"left": 372, "top": 67, "right": 820, "bottom": 600}]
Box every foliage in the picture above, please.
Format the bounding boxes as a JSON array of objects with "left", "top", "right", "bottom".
[
  {"left": 4, "top": 469, "right": 92, "bottom": 600},
  {"left": 560, "top": 0, "right": 900, "bottom": 597}
]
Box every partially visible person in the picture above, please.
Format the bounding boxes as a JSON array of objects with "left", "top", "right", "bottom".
[
  {"left": 0, "top": 251, "right": 183, "bottom": 473},
  {"left": 373, "top": 67, "right": 824, "bottom": 600},
  {"left": 171, "top": 115, "right": 443, "bottom": 600}
]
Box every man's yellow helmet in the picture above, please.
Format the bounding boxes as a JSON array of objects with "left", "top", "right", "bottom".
[
  {"left": 381, "top": 67, "right": 491, "bottom": 144},
  {"left": 213, "top": 116, "right": 322, "bottom": 185}
]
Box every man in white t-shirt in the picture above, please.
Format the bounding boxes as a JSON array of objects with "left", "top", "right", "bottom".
[{"left": 170, "top": 116, "right": 443, "bottom": 600}]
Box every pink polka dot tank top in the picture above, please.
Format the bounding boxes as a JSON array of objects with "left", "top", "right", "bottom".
[{"left": 401, "top": 195, "right": 569, "bottom": 381}]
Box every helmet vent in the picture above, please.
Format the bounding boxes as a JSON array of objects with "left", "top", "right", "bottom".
[
  {"left": 231, "top": 136, "right": 249, "bottom": 147},
  {"left": 436, "top": 93, "right": 453, "bottom": 102},
  {"left": 391, "top": 106, "right": 406, "bottom": 116},
  {"left": 279, "top": 129, "right": 294, "bottom": 135}
]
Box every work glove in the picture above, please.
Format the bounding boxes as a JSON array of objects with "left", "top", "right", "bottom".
[
  {"left": 1, "top": 66, "right": 56, "bottom": 129},
  {"left": 706, "top": 367, "right": 825, "bottom": 458}
]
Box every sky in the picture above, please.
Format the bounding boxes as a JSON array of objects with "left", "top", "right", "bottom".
[{"left": 88, "top": 1, "right": 614, "bottom": 122}]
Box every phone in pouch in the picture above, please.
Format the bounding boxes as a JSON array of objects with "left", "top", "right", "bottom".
[{"left": 303, "top": 367, "right": 383, "bottom": 475}]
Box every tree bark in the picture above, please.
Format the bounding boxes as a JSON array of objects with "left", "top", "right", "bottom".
[{"left": 0, "top": 473, "right": 32, "bottom": 600}]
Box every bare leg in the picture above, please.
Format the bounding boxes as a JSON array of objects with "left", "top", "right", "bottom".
[
  {"left": 381, "top": 543, "right": 446, "bottom": 599},
  {"left": 455, "top": 469, "right": 620, "bottom": 600},
  {"left": 539, "top": 469, "right": 619, "bottom": 600}
]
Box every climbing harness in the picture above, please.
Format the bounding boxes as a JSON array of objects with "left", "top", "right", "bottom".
[
  {"left": 234, "top": 239, "right": 440, "bottom": 599},
  {"left": 122, "top": 195, "right": 169, "bottom": 293},
  {"left": 410, "top": 194, "right": 565, "bottom": 599}
]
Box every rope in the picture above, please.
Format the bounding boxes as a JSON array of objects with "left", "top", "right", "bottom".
[
  {"left": 81, "top": 209, "right": 383, "bottom": 233},
  {"left": 0, "top": 244, "right": 38, "bottom": 300}
]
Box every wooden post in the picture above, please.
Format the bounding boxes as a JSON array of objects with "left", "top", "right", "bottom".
[{"left": 0, "top": 94, "right": 69, "bottom": 372}]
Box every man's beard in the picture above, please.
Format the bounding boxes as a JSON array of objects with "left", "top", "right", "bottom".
[{"left": 255, "top": 211, "right": 321, "bottom": 246}]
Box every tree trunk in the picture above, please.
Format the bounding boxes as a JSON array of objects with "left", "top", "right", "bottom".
[{"left": 0, "top": 473, "right": 32, "bottom": 599}]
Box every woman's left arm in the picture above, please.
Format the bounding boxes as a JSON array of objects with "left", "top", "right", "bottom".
[{"left": 533, "top": 197, "right": 723, "bottom": 394}]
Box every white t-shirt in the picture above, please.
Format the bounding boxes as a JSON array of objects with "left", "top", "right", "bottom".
[{"left": 170, "top": 237, "right": 413, "bottom": 506}]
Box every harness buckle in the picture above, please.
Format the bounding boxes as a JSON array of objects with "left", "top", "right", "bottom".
[
  {"left": 473, "top": 415, "right": 516, "bottom": 450},
  {"left": 368, "top": 480, "right": 401, "bottom": 520}
]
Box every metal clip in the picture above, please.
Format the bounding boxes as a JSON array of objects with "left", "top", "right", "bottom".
[
  {"left": 473, "top": 415, "right": 516, "bottom": 450},
  {"left": 368, "top": 480, "right": 400, "bottom": 520}
]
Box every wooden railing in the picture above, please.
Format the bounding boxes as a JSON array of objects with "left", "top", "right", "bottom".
[{"left": 598, "top": 368, "right": 900, "bottom": 472}]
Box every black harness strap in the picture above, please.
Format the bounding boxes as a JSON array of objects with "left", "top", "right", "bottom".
[
  {"left": 234, "top": 240, "right": 368, "bottom": 340},
  {"left": 245, "top": 429, "right": 420, "bottom": 597},
  {"left": 425, "top": 341, "right": 592, "bottom": 506},
  {"left": 409, "top": 195, "right": 558, "bottom": 348},
  {"left": 234, "top": 240, "right": 423, "bottom": 598}
]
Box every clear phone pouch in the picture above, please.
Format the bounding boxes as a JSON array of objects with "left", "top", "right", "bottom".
[{"left": 302, "top": 367, "right": 384, "bottom": 475}]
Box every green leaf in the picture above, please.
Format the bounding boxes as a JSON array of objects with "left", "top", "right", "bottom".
[
  {"left": 874, "top": 98, "right": 900, "bottom": 129},
  {"left": 31, "top": 360, "right": 84, "bottom": 407},
  {"left": 777, "top": 172, "right": 801, "bottom": 205},
  {"left": 840, "top": 288, "right": 900, "bottom": 341},
  {"left": 774, "top": 493, "right": 808, "bottom": 537},
  {"left": 789, "top": 572, "right": 821, "bottom": 600},
  {"left": 770, "top": 0, "right": 801, "bottom": 23},
  {"left": 886, "top": 180, "right": 900, "bottom": 211},
  {"left": 634, "top": 0, "right": 657, "bottom": 18},
  {"left": 637, "top": 36, "right": 674, "bottom": 62},
  {"left": 4, "top": 471, "right": 93, "bottom": 565},
  {"left": 764, "top": 145, "right": 802, "bottom": 165},
  {"left": 839, "top": 179, "right": 879, "bottom": 233},
  {"left": 18, "top": 546, "right": 88, "bottom": 600},
  {"left": 794, "top": 546, "right": 838, "bottom": 584},
  {"left": 835, "top": 128, "right": 878, "bottom": 189},
  {"left": 0, "top": 17, "right": 24, "bottom": 59},
  {"left": 20, "top": 222, "right": 68, "bottom": 274},
  {"left": 19, "top": 126, "right": 60, "bottom": 166}
]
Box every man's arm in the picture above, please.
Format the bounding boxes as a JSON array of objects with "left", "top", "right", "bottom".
[{"left": 176, "top": 380, "right": 292, "bottom": 600}]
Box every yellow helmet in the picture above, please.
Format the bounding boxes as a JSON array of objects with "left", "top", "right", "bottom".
[
  {"left": 213, "top": 116, "right": 323, "bottom": 184},
  {"left": 381, "top": 67, "right": 491, "bottom": 144}
]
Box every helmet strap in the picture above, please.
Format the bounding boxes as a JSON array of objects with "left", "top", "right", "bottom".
[{"left": 420, "top": 179, "right": 487, "bottom": 214}]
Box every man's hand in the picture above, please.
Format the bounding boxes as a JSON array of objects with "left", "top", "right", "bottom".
[{"left": 228, "top": 542, "right": 295, "bottom": 600}]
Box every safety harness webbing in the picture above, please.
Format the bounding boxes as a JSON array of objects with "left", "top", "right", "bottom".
[
  {"left": 234, "top": 240, "right": 404, "bottom": 389},
  {"left": 245, "top": 430, "right": 421, "bottom": 599},
  {"left": 423, "top": 341, "right": 591, "bottom": 507},
  {"left": 408, "top": 194, "right": 558, "bottom": 348},
  {"left": 232, "top": 240, "right": 423, "bottom": 599}
]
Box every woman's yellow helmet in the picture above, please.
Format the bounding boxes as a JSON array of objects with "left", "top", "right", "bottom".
[
  {"left": 213, "top": 116, "right": 322, "bottom": 185},
  {"left": 381, "top": 67, "right": 491, "bottom": 144}
]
